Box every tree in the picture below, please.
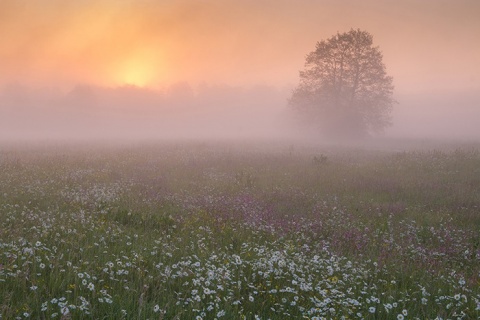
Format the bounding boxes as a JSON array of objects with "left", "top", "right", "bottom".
[{"left": 289, "top": 29, "right": 395, "bottom": 137}]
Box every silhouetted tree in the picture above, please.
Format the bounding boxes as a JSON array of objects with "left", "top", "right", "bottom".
[{"left": 289, "top": 29, "right": 394, "bottom": 137}]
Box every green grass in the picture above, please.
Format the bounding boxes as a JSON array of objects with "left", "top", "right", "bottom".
[{"left": 1, "top": 141, "right": 479, "bottom": 319}]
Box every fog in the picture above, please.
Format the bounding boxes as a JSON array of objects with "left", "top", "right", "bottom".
[
  {"left": 389, "top": 91, "right": 480, "bottom": 141},
  {"left": 1, "top": 0, "right": 479, "bottom": 144},
  {"left": 1, "top": 82, "right": 479, "bottom": 143},
  {"left": 0, "top": 83, "right": 297, "bottom": 141}
]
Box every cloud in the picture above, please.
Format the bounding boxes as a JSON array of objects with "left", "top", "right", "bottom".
[{"left": 1, "top": 0, "right": 479, "bottom": 91}]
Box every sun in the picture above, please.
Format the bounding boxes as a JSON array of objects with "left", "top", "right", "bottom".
[
  {"left": 110, "top": 52, "right": 166, "bottom": 87},
  {"left": 117, "top": 60, "right": 156, "bottom": 87},
  {"left": 120, "top": 64, "right": 154, "bottom": 87}
]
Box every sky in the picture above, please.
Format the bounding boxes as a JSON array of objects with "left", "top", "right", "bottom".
[{"left": 1, "top": 0, "right": 479, "bottom": 140}]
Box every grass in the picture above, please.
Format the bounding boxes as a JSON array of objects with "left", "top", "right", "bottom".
[{"left": 1, "top": 140, "right": 479, "bottom": 319}]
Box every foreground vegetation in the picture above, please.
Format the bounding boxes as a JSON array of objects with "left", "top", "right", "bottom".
[{"left": 1, "top": 140, "right": 479, "bottom": 319}]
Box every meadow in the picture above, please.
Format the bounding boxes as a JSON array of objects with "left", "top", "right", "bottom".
[{"left": 1, "top": 140, "right": 479, "bottom": 319}]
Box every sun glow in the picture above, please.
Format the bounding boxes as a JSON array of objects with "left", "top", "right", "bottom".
[
  {"left": 121, "top": 63, "right": 153, "bottom": 87},
  {"left": 106, "top": 44, "right": 168, "bottom": 87},
  {"left": 113, "top": 59, "right": 159, "bottom": 87}
]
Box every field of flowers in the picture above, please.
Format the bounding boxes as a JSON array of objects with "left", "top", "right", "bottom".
[{"left": 1, "top": 141, "right": 479, "bottom": 319}]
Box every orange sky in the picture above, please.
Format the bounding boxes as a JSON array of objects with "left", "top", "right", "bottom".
[{"left": 1, "top": 0, "right": 479, "bottom": 93}]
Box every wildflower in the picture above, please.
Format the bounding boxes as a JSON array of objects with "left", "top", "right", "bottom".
[
  {"left": 369, "top": 306, "right": 376, "bottom": 313},
  {"left": 216, "top": 310, "right": 225, "bottom": 317},
  {"left": 39, "top": 263, "right": 46, "bottom": 269},
  {"left": 233, "top": 255, "right": 242, "bottom": 265},
  {"left": 87, "top": 283, "right": 95, "bottom": 291},
  {"left": 402, "top": 309, "right": 408, "bottom": 316},
  {"left": 249, "top": 295, "right": 254, "bottom": 302},
  {"left": 153, "top": 304, "right": 160, "bottom": 313},
  {"left": 454, "top": 294, "right": 461, "bottom": 301},
  {"left": 61, "top": 306, "right": 69, "bottom": 316},
  {"left": 29, "top": 285, "right": 38, "bottom": 291},
  {"left": 397, "top": 315, "right": 404, "bottom": 320}
]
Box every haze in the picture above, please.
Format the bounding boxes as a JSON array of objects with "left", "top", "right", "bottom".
[{"left": 1, "top": 0, "right": 479, "bottom": 141}]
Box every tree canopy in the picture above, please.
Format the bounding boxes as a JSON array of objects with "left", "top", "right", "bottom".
[{"left": 289, "top": 29, "right": 395, "bottom": 137}]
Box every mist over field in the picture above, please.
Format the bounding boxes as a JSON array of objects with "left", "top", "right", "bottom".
[
  {"left": 1, "top": 0, "right": 479, "bottom": 144},
  {"left": 0, "top": 83, "right": 294, "bottom": 141},
  {"left": 1, "top": 82, "right": 480, "bottom": 143}
]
